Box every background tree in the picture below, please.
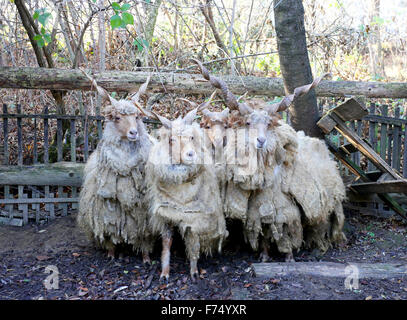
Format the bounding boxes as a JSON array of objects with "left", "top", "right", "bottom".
[{"left": 274, "top": 0, "right": 322, "bottom": 138}]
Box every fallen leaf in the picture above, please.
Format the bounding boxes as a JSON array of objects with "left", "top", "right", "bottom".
[
  {"left": 200, "top": 269, "right": 207, "bottom": 275},
  {"left": 72, "top": 253, "right": 80, "bottom": 257},
  {"left": 78, "top": 290, "right": 88, "bottom": 297},
  {"left": 365, "top": 296, "right": 372, "bottom": 300},
  {"left": 113, "top": 286, "right": 128, "bottom": 294},
  {"left": 36, "top": 255, "right": 50, "bottom": 261},
  {"left": 244, "top": 283, "right": 252, "bottom": 288}
]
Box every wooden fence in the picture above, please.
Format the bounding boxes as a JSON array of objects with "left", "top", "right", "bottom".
[{"left": 0, "top": 98, "right": 406, "bottom": 225}]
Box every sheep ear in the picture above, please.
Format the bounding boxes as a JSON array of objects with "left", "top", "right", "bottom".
[
  {"left": 221, "top": 107, "right": 230, "bottom": 118},
  {"left": 202, "top": 109, "right": 212, "bottom": 117},
  {"left": 183, "top": 107, "right": 198, "bottom": 125},
  {"left": 238, "top": 103, "right": 253, "bottom": 115},
  {"left": 130, "top": 74, "right": 151, "bottom": 104},
  {"left": 153, "top": 112, "right": 172, "bottom": 129}
]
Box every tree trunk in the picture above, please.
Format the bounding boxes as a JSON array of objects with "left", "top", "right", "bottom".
[
  {"left": 1, "top": 67, "right": 407, "bottom": 98},
  {"left": 274, "top": 0, "right": 322, "bottom": 138},
  {"left": 368, "top": 0, "right": 385, "bottom": 79}
]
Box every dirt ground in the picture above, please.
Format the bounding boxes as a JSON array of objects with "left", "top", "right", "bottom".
[{"left": 1, "top": 210, "right": 407, "bottom": 300}]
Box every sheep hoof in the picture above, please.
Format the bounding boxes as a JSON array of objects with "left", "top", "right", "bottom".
[
  {"left": 259, "top": 252, "right": 270, "bottom": 263},
  {"left": 159, "top": 273, "right": 169, "bottom": 283},
  {"left": 285, "top": 253, "right": 295, "bottom": 263},
  {"left": 142, "top": 254, "right": 151, "bottom": 266},
  {"left": 191, "top": 272, "right": 199, "bottom": 283},
  {"left": 107, "top": 249, "right": 115, "bottom": 260}
]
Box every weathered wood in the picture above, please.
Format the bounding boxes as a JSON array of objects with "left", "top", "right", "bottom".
[
  {"left": 0, "top": 216, "right": 23, "bottom": 227},
  {"left": 325, "top": 139, "right": 407, "bottom": 220},
  {"left": 0, "top": 197, "right": 78, "bottom": 204},
  {"left": 17, "top": 104, "right": 23, "bottom": 165},
  {"left": 392, "top": 107, "right": 401, "bottom": 171},
  {"left": 332, "top": 97, "right": 368, "bottom": 122},
  {"left": 0, "top": 162, "right": 84, "bottom": 187},
  {"left": 2, "top": 104, "right": 9, "bottom": 165},
  {"left": 43, "top": 106, "right": 49, "bottom": 164},
  {"left": 57, "top": 119, "right": 63, "bottom": 162},
  {"left": 330, "top": 112, "right": 402, "bottom": 180},
  {"left": 368, "top": 103, "right": 377, "bottom": 171},
  {"left": 380, "top": 105, "right": 388, "bottom": 161},
  {"left": 1, "top": 67, "right": 407, "bottom": 98},
  {"left": 349, "top": 180, "right": 407, "bottom": 194},
  {"left": 33, "top": 117, "right": 38, "bottom": 164},
  {"left": 253, "top": 262, "right": 407, "bottom": 279}
]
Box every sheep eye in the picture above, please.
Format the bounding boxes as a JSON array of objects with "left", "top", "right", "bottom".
[
  {"left": 115, "top": 116, "right": 121, "bottom": 121},
  {"left": 205, "top": 126, "right": 210, "bottom": 129},
  {"left": 190, "top": 136, "right": 194, "bottom": 140},
  {"left": 246, "top": 122, "right": 251, "bottom": 126}
]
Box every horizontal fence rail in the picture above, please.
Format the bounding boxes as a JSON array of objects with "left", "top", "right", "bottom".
[{"left": 1, "top": 97, "right": 407, "bottom": 225}]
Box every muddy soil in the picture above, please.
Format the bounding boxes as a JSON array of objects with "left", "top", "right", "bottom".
[{"left": 1, "top": 211, "right": 407, "bottom": 300}]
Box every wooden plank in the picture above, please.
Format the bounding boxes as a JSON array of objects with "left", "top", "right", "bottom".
[
  {"left": 84, "top": 117, "right": 89, "bottom": 161},
  {"left": 330, "top": 112, "right": 402, "bottom": 180},
  {"left": 0, "top": 216, "right": 23, "bottom": 227},
  {"left": 331, "top": 97, "right": 368, "bottom": 122},
  {"left": 0, "top": 162, "right": 84, "bottom": 187},
  {"left": 368, "top": 103, "right": 377, "bottom": 171},
  {"left": 364, "top": 114, "right": 407, "bottom": 126},
  {"left": 0, "top": 113, "right": 104, "bottom": 120},
  {"left": 349, "top": 180, "right": 407, "bottom": 194},
  {"left": 253, "top": 262, "right": 407, "bottom": 279},
  {"left": 0, "top": 197, "right": 79, "bottom": 204},
  {"left": 43, "top": 106, "right": 49, "bottom": 164},
  {"left": 17, "top": 104, "right": 23, "bottom": 165},
  {"left": 57, "top": 118, "right": 63, "bottom": 162},
  {"left": 379, "top": 105, "right": 388, "bottom": 161},
  {"left": 33, "top": 117, "right": 38, "bottom": 164},
  {"left": 325, "top": 139, "right": 407, "bottom": 220},
  {"left": 70, "top": 119, "right": 76, "bottom": 162},
  {"left": 317, "top": 114, "right": 337, "bottom": 134},
  {"left": 392, "top": 106, "right": 401, "bottom": 171},
  {"left": 3, "top": 104, "right": 9, "bottom": 165}
]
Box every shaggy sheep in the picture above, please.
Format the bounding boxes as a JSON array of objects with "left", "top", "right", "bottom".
[
  {"left": 145, "top": 108, "right": 228, "bottom": 281},
  {"left": 77, "top": 72, "right": 156, "bottom": 263},
  {"left": 192, "top": 59, "right": 345, "bottom": 261}
]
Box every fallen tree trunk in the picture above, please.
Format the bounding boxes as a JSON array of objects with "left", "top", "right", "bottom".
[
  {"left": 253, "top": 262, "right": 407, "bottom": 279},
  {"left": 0, "top": 162, "right": 84, "bottom": 187},
  {"left": 1, "top": 67, "right": 407, "bottom": 98}
]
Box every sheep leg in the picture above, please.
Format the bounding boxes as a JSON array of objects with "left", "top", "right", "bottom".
[
  {"left": 285, "top": 252, "right": 295, "bottom": 262},
  {"left": 259, "top": 238, "right": 271, "bottom": 262},
  {"left": 186, "top": 233, "right": 200, "bottom": 282},
  {"left": 105, "top": 240, "right": 115, "bottom": 260},
  {"left": 160, "top": 228, "right": 173, "bottom": 282},
  {"left": 142, "top": 251, "right": 151, "bottom": 265}
]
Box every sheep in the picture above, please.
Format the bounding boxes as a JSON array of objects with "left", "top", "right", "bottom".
[
  {"left": 192, "top": 59, "right": 345, "bottom": 261},
  {"left": 144, "top": 107, "right": 228, "bottom": 281},
  {"left": 77, "top": 72, "right": 156, "bottom": 263}
]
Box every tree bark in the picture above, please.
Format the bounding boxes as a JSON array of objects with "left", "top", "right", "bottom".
[
  {"left": 14, "top": 0, "right": 65, "bottom": 114},
  {"left": 274, "top": 0, "right": 322, "bottom": 137},
  {"left": 1, "top": 67, "right": 407, "bottom": 98},
  {"left": 368, "top": 0, "right": 385, "bottom": 79}
]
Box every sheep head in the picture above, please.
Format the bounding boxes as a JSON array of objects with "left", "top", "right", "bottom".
[
  {"left": 191, "top": 59, "right": 329, "bottom": 150},
  {"left": 201, "top": 108, "right": 230, "bottom": 149},
  {"left": 81, "top": 69, "right": 151, "bottom": 142},
  {"left": 153, "top": 108, "right": 204, "bottom": 166}
]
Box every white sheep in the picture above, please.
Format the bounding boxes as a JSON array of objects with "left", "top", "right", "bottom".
[
  {"left": 145, "top": 108, "right": 228, "bottom": 281},
  {"left": 192, "top": 59, "right": 345, "bottom": 261},
  {"left": 77, "top": 72, "right": 156, "bottom": 263}
]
